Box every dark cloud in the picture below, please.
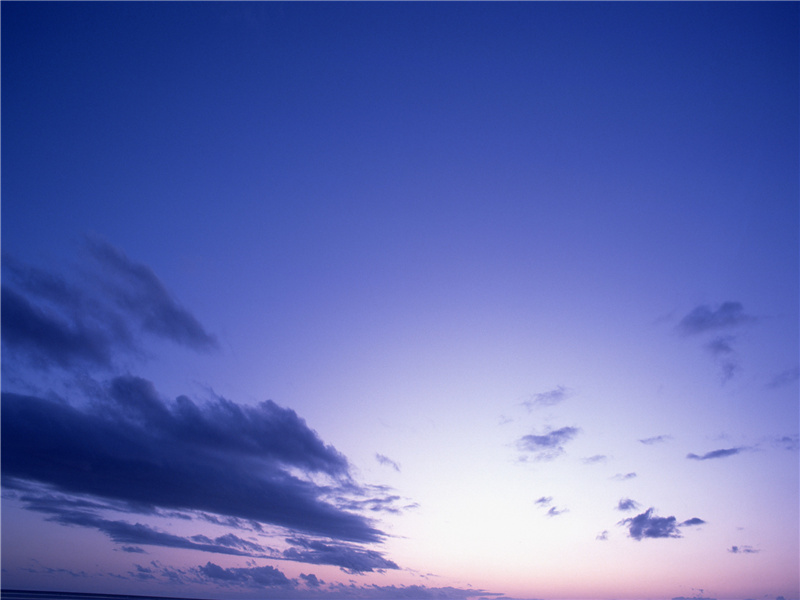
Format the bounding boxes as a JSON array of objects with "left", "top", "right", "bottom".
[
  {"left": 620, "top": 508, "right": 681, "bottom": 540},
  {"left": 2, "top": 381, "right": 382, "bottom": 543},
  {"left": 198, "top": 562, "right": 293, "bottom": 588},
  {"left": 300, "top": 573, "right": 324, "bottom": 587},
  {"left": 1, "top": 285, "right": 114, "bottom": 369},
  {"left": 686, "top": 447, "right": 746, "bottom": 461},
  {"left": 283, "top": 537, "right": 399, "bottom": 573},
  {"left": 375, "top": 454, "right": 401, "bottom": 472},
  {"left": 120, "top": 546, "right": 146, "bottom": 553},
  {"left": 639, "top": 435, "right": 672, "bottom": 445},
  {"left": 523, "top": 385, "right": 571, "bottom": 410},
  {"left": 518, "top": 426, "right": 579, "bottom": 460},
  {"left": 728, "top": 545, "right": 759, "bottom": 554},
  {"left": 619, "top": 508, "right": 705, "bottom": 540},
  {"left": 617, "top": 498, "right": 639, "bottom": 512},
  {"left": 677, "top": 302, "right": 755, "bottom": 336}
]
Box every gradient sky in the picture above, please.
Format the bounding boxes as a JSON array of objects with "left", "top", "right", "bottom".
[{"left": 2, "top": 3, "right": 798, "bottom": 600}]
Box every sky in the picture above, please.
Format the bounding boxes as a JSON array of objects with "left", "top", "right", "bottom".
[{"left": 1, "top": 3, "right": 798, "bottom": 600}]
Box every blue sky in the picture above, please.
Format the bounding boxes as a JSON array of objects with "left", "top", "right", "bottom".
[{"left": 2, "top": 3, "right": 798, "bottom": 600}]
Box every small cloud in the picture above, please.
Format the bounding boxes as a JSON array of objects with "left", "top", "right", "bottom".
[
  {"left": 518, "top": 426, "right": 579, "bottom": 460},
  {"left": 198, "top": 562, "right": 293, "bottom": 588},
  {"left": 596, "top": 530, "right": 609, "bottom": 541},
  {"left": 300, "top": 573, "right": 324, "bottom": 587},
  {"left": 620, "top": 508, "right": 683, "bottom": 540},
  {"left": 534, "top": 496, "right": 552, "bottom": 507},
  {"left": 677, "top": 302, "right": 755, "bottom": 336},
  {"left": 375, "top": 453, "right": 400, "bottom": 472},
  {"left": 612, "top": 472, "right": 637, "bottom": 481},
  {"left": 523, "top": 385, "right": 571, "bottom": 410},
  {"left": 120, "top": 546, "right": 146, "bottom": 553},
  {"left": 687, "top": 447, "right": 747, "bottom": 460},
  {"left": 582, "top": 454, "right": 607, "bottom": 465},
  {"left": 728, "top": 545, "right": 759, "bottom": 554},
  {"left": 773, "top": 435, "right": 799, "bottom": 451},
  {"left": 680, "top": 517, "right": 706, "bottom": 526},
  {"left": 767, "top": 366, "right": 800, "bottom": 389},
  {"left": 545, "top": 506, "right": 567, "bottom": 517},
  {"left": 617, "top": 498, "right": 639, "bottom": 512},
  {"left": 639, "top": 435, "right": 672, "bottom": 445},
  {"left": 706, "top": 335, "right": 735, "bottom": 356}
]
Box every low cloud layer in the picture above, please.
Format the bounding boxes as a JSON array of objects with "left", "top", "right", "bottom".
[{"left": 2, "top": 381, "right": 382, "bottom": 543}]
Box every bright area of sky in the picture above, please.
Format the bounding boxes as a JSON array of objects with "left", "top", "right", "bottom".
[{"left": 2, "top": 3, "right": 798, "bottom": 600}]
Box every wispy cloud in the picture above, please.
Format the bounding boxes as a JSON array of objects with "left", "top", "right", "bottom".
[
  {"left": 533, "top": 496, "right": 566, "bottom": 517},
  {"left": 676, "top": 302, "right": 755, "bottom": 336},
  {"left": 616, "top": 498, "right": 639, "bottom": 512},
  {"left": 675, "top": 302, "right": 755, "bottom": 382},
  {"left": 375, "top": 454, "right": 401, "bottom": 472},
  {"left": 639, "top": 435, "right": 672, "bottom": 445},
  {"left": 582, "top": 454, "right": 607, "bottom": 465},
  {"left": 1, "top": 241, "right": 217, "bottom": 376},
  {"left": 86, "top": 238, "right": 218, "bottom": 351},
  {"left": 686, "top": 447, "right": 747, "bottom": 461},
  {"left": 518, "top": 426, "right": 579, "bottom": 460},
  {"left": 767, "top": 366, "right": 800, "bottom": 389},
  {"left": 728, "top": 545, "right": 759, "bottom": 554},
  {"left": 523, "top": 385, "right": 571, "bottom": 410},
  {"left": 612, "top": 472, "right": 637, "bottom": 481}
]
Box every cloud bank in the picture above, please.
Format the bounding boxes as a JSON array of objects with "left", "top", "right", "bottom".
[{"left": 1, "top": 242, "right": 401, "bottom": 577}]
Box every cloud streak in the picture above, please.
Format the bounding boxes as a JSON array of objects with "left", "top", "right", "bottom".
[{"left": 686, "top": 447, "right": 747, "bottom": 461}]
